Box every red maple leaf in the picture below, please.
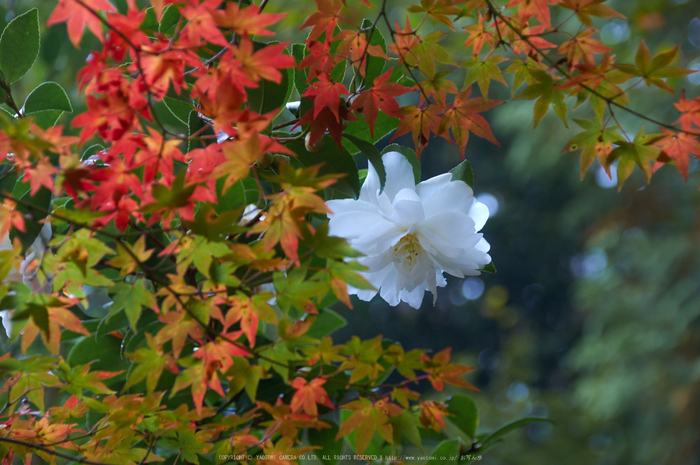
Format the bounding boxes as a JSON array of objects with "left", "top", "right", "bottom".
[
  {"left": 437, "top": 87, "right": 503, "bottom": 157},
  {"left": 300, "top": 0, "right": 343, "bottom": 40},
  {"left": 213, "top": 3, "right": 286, "bottom": 37},
  {"left": 506, "top": 0, "right": 559, "bottom": 29},
  {"left": 297, "top": 105, "right": 358, "bottom": 150},
  {"left": 47, "top": 0, "right": 117, "bottom": 48},
  {"left": 290, "top": 378, "right": 335, "bottom": 416},
  {"left": 179, "top": 0, "right": 228, "bottom": 47},
  {"left": 233, "top": 38, "right": 296, "bottom": 86},
  {"left": 654, "top": 129, "right": 700, "bottom": 181},
  {"left": 298, "top": 39, "right": 340, "bottom": 82},
  {"left": 674, "top": 92, "right": 700, "bottom": 131},
  {"left": 348, "top": 69, "right": 412, "bottom": 137},
  {"left": 137, "top": 40, "right": 201, "bottom": 100},
  {"left": 303, "top": 73, "right": 350, "bottom": 121}
]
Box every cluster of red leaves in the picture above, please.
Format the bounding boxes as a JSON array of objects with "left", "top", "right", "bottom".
[{"left": 36, "top": 0, "right": 298, "bottom": 234}]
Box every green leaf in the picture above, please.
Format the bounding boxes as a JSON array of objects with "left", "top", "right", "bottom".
[
  {"left": 306, "top": 309, "right": 347, "bottom": 339},
  {"left": 479, "top": 261, "right": 497, "bottom": 274},
  {"left": 291, "top": 43, "right": 308, "bottom": 95},
  {"left": 343, "top": 133, "right": 386, "bottom": 192},
  {"left": 344, "top": 110, "right": 396, "bottom": 145},
  {"left": 159, "top": 5, "right": 180, "bottom": 35},
  {"left": 0, "top": 165, "right": 17, "bottom": 194},
  {"left": 449, "top": 160, "right": 474, "bottom": 188},
  {"left": 446, "top": 395, "right": 478, "bottom": 439},
  {"left": 287, "top": 136, "right": 361, "bottom": 197},
  {"left": 381, "top": 144, "right": 421, "bottom": 184},
  {"left": 163, "top": 96, "right": 192, "bottom": 124},
  {"left": 481, "top": 417, "right": 553, "bottom": 450},
  {"left": 463, "top": 56, "right": 508, "bottom": 98},
  {"left": 361, "top": 18, "right": 387, "bottom": 88},
  {"left": 67, "top": 335, "right": 130, "bottom": 373},
  {"left": 108, "top": 280, "right": 156, "bottom": 332},
  {"left": 309, "top": 423, "right": 343, "bottom": 465},
  {"left": 391, "top": 410, "right": 423, "bottom": 452},
  {"left": 427, "top": 439, "right": 460, "bottom": 465},
  {"left": 514, "top": 71, "right": 568, "bottom": 128},
  {"left": 215, "top": 176, "right": 259, "bottom": 214},
  {"left": 140, "top": 7, "right": 159, "bottom": 32},
  {"left": 23, "top": 81, "right": 72, "bottom": 115},
  {"left": 9, "top": 185, "right": 51, "bottom": 253},
  {"left": 187, "top": 110, "right": 205, "bottom": 153},
  {"left": 30, "top": 110, "right": 62, "bottom": 129},
  {"left": 0, "top": 8, "right": 40, "bottom": 83}
]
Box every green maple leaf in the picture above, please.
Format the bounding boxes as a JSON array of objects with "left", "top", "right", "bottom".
[
  {"left": 108, "top": 279, "right": 156, "bottom": 331},
  {"left": 463, "top": 55, "right": 508, "bottom": 97},
  {"left": 514, "top": 70, "right": 568, "bottom": 128},
  {"left": 609, "top": 128, "right": 664, "bottom": 189}
]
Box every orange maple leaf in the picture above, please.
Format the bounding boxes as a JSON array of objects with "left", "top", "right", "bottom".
[
  {"left": 654, "top": 129, "right": 700, "bottom": 181},
  {"left": 558, "top": 28, "right": 612, "bottom": 69},
  {"left": 437, "top": 87, "right": 503, "bottom": 158},
  {"left": 507, "top": 0, "right": 558, "bottom": 29},
  {"left": 675, "top": 92, "right": 700, "bottom": 131},
  {"left": 214, "top": 3, "right": 286, "bottom": 37},
  {"left": 47, "top": 0, "right": 117, "bottom": 48},
  {"left": 419, "top": 400, "right": 450, "bottom": 432},
  {"left": 392, "top": 104, "right": 442, "bottom": 159},
  {"left": 290, "top": 378, "right": 335, "bottom": 416},
  {"left": 463, "top": 13, "right": 496, "bottom": 56}
]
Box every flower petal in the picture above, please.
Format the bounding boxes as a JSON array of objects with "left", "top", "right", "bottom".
[
  {"left": 398, "top": 286, "right": 426, "bottom": 309},
  {"left": 382, "top": 152, "right": 416, "bottom": 202},
  {"left": 420, "top": 177, "right": 477, "bottom": 217},
  {"left": 389, "top": 189, "right": 425, "bottom": 228},
  {"left": 328, "top": 210, "right": 386, "bottom": 242},
  {"left": 469, "top": 201, "right": 489, "bottom": 232}
]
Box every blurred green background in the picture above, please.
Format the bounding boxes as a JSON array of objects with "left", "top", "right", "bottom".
[{"left": 1, "top": 0, "right": 700, "bottom": 463}]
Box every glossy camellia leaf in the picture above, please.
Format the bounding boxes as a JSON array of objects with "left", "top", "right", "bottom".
[
  {"left": 449, "top": 159, "right": 474, "bottom": 189},
  {"left": 0, "top": 8, "right": 40, "bottom": 84},
  {"left": 479, "top": 418, "right": 553, "bottom": 452},
  {"left": 309, "top": 423, "right": 343, "bottom": 465},
  {"left": 427, "top": 439, "right": 460, "bottom": 465},
  {"left": 214, "top": 176, "right": 259, "bottom": 214},
  {"left": 445, "top": 394, "right": 478, "bottom": 439},
  {"left": 66, "top": 334, "right": 130, "bottom": 374},
  {"left": 305, "top": 309, "right": 347, "bottom": 339},
  {"left": 344, "top": 133, "right": 386, "bottom": 192},
  {"left": 23, "top": 81, "right": 73, "bottom": 115}
]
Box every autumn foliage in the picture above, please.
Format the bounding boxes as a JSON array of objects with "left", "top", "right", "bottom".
[{"left": 0, "top": 0, "right": 697, "bottom": 463}]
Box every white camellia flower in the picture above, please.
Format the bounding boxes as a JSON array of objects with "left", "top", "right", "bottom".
[{"left": 326, "top": 151, "right": 491, "bottom": 309}]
